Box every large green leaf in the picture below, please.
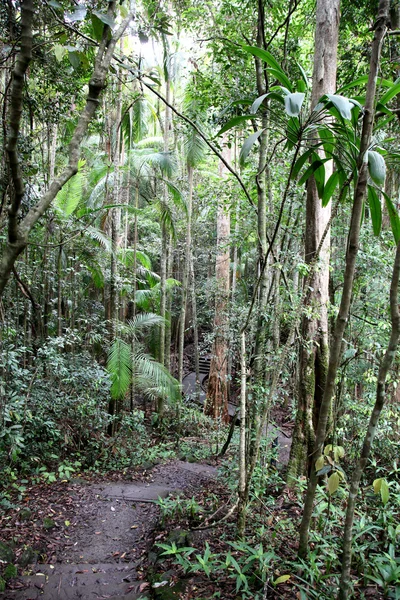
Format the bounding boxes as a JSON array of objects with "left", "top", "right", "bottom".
[
  {"left": 215, "top": 115, "right": 257, "bottom": 137},
  {"left": 367, "top": 185, "right": 382, "bottom": 236},
  {"left": 322, "top": 171, "right": 339, "bottom": 207},
  {"left": 242, "top": 45, "right": 283, "bottom": 73},
  {"left": 337, "top": 76, "right": 392, "bottom": 94},
  {"left": 379, "top": 80, "right": 400, "bottom": 106},
  {"left": 298, "top": 156, "right": 328, "bottom": 186},
  {"left": 291, "top": 148, "right": 315, "bottom": 180},
  {"left": 267, "top": 68, "right": 293, "bottom": 92}
]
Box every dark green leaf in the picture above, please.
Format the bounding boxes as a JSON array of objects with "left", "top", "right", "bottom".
[
  {"left": 367, "top": 185, "right": 382, "bottom": 236},
  {"left": 383, "top": 192, "right": 400, "bottom": 243},
  {"left": 298, "top": 157, "right": 327, "bottom": 186},
  {"left": 267, "top": 68, "right": 293, "bottom": 92},
  {"left": 322, "top": 171, "right": 339, "bottom": 207},
  {"left": 291, "top": 148, "right": 314, "bottom": 180},
  {"left": 215, "top": 115, "right": 257, "bottom": 137},
  {"left": 242, "top": 45, "right": 283, "bottom": 73}
]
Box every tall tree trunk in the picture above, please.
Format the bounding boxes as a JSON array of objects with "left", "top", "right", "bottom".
[
  {"left": 158, "top": 70, "right": 171, "bottom": 415},
  {"left": 287, "top": 0, "right": 340, "bottom": 482},
  {"left": 178, "top": 166, "right": 194, "bottom": 385},
  {"left": 205, "top": 149, "right": 231, "bottom": 423},
  {"left": 298, "top": 0, "right": 389, "bottom": 557},
  {"left": 237, "top": 331, "right": 247, "bottom": 537},
  {"left": 190, "top": 251, "right": 200, "bottom": 402}
]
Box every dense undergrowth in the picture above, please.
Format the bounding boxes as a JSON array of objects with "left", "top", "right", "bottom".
[{"left": 1, "top": 341, "right": 399, "bottom": 598}]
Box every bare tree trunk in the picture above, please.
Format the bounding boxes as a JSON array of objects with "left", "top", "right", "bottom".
[
  {"left": 298, "top": 0, "right": 389, "bottom": 557},
  {"left": 237, "top": 331, "right": 248, "bottom": 537},
  {"left": 338, "top": 242, "right": 400, "bottom": 598},
  {"left": 288, "top": 0, "right": 340, "bottom": 482},
  {"left": 178, "top": 166, "right": 194, "bottom": 385},
  {"left": 206, "top": 151, "right": 231, "bottom": 423},
  {"left": 190, "top": 252, "right": 200, "bottom": 402}
]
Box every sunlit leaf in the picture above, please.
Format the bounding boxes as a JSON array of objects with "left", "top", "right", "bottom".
[
  {"left": 284, "top": 92, "right": 305, "bottom": 117},
  {"left": 381, "top": 479, "right": 390, "bottom": 505},
  {"left": 326, "top": 94, "right": 353, "bottom": 120},
  {"left": 239, "top": 130, "right": 265, "bottom": 166},
  {"left": 367, "top": 150, "right": 386, "bottom": 186},
  {"left": 327, "top": 471, "right": 340, "bottom": 495}
]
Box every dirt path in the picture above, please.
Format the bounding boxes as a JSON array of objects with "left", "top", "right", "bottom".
[{"left": 4, "top": 461, "right": 217, "bottom": 600}]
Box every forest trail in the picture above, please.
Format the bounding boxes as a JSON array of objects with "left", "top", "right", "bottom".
[{"left": 4, "top": 461, "right": 217, "bottom": 600}]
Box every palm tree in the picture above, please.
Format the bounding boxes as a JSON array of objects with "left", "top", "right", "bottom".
[{"left": 107, "top": 312, "right": 180, "bottom": 433}]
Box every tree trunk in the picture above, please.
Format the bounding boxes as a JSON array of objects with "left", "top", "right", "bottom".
[
  {"left": 206, "top": 151, "right": 231, "bottom": 423},
  {"left": 287, "top": 0, "right": 340, "bottom": 483},
  {"left": 178, "top": 166, "right": 194, "bottom": 385},
  {"left": 298, "top": 0, "right": 389, "bottom": 557}
]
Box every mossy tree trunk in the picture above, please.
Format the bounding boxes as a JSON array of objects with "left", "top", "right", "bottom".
[{"left": 287, "top": 0, "right": 340, "bottom": 483}]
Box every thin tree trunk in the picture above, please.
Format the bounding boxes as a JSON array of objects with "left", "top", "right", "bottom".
[
  {"left": 338, "top": 241, "right": 400, "bottom": 598},
  {"left": 298, "top": 0, "right": 389, "bottom": 557},
  {"left": 190, "top": 251, "right": 200, "bottom": 402},
  {"left": 178, "top": 166, "right": 193, "bottom": 385},
  {"left": 237, "top": 331, "right": 247, "bottom": 537}
]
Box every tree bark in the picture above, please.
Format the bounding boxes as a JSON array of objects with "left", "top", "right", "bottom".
[
  {"left": 298, "top": 0, "right": 390, "bottom": 558},
  {"left": 288, "top": 0, "right": 340, "bottom": 482},
  {"left": 205, "top": 149, "right": 231, "bottom": 424},
  {"left": 178, "top": 166, "right": 194, "bottom": 385}
]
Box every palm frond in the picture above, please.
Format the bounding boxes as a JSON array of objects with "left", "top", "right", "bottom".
[
  {"left": 55, "top": 160, "right": 84, "bottom": 217},
  {"left": 118, "top": 249, "right": 153, "bottom": 270},
  {"left": 165, "top": 180, "right": 187, "bottom": 216},
  {"left": 86, "top": 226, "right": 112, "bottom": 253},
  {"left": 127, "top": 312, "right": 165, "bottom": 334},
  {"left": 107, "top": 338, "right": 132, "bottom": 399},
  {"left": 184, "top": 129, "right": 207, "bottom": 168},
  {"left": 133, "top": 351, "right": 180, "bottom": 403},
  {"left": 135, "top": 136, "right": 164, "bottom": 148}
]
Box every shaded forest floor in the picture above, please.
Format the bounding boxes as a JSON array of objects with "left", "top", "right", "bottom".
[{"left": 0, "top": 417, "right": 391, "bottom": 600}]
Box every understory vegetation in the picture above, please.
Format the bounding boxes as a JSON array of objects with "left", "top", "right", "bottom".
[{"left": 1, "top": 0, "right": 400, "bottom": 598}]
